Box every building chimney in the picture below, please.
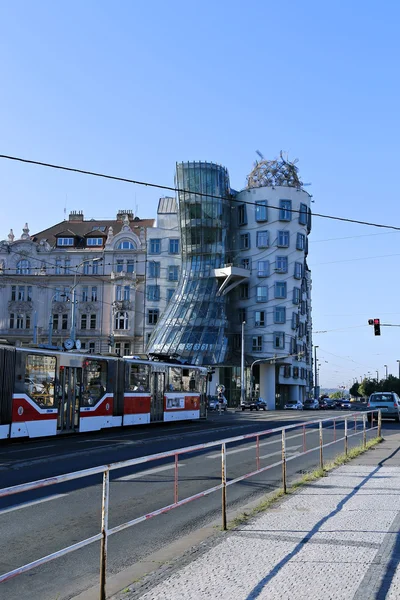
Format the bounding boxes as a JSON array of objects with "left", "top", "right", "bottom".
[
  {"left": 69, "top": 210, "right": 84, "bottom": 222},
  {"left": 117, "top": 209, "right": 134, "bottom": 221}
]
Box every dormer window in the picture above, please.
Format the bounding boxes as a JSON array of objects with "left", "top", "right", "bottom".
[
  {"left": 87, "top": 238, "right": 103, "bottom": 247},
  {"left": 57, "top": 237, "right": 74, "bottom": 247}
]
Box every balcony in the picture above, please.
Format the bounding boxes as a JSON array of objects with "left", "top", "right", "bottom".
[
  {"left": 113, "top": 300, "right": 132, "bottom": 311},
  {"left": 212, "top": 265, "right": 250, "bottom": 296}
]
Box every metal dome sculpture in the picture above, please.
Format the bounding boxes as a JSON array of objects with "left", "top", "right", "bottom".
[{"left": 246, "top": 151, "right": 303, "bottom": 189}]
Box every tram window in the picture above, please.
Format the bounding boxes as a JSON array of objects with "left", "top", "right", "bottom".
[
  {"left": 168, "top": 367, "right": 183, "bottom": 391},
  {"left": 128, "top": 364, "right": 150, "bottom": 392},
  {"left": 25, "top": 354, "right": 56, "bottom": 407},
  {"left": 182, "top": 369, "right": 198, "bottom": 392},
  {"left": 82, "top": 359, "right": 107, "bottom": 406}
]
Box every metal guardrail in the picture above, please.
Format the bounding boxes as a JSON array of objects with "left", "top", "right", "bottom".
[{"left": 0, "top": 410, "right": 382, "bottom": 599}]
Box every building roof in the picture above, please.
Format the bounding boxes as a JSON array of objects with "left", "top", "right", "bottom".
[
  {"left": 31, "top": 215, "right": 155, "bottom": 246},
  {"left": 157, "top": 197, "right": 177, "bottom": 214}
]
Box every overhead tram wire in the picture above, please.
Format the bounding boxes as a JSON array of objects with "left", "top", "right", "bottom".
[{"left": 1, "top": 153, "right": 400, "bottom": 232}]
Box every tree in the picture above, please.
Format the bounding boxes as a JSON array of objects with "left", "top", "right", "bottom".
[
  {"left": 329, "top": 391, "right": 343, "bottom": 399},
  {"left": 349, "top": 382, "right": 361, "bottom": 397}
]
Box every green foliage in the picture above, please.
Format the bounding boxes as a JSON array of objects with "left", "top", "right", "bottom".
[
  {"left": 349, "top": 382, "right": 361, "bottom": 397},
  {"left": 329, "top": 391, "right": 344, "bottom": 399},
  {"left": 357, "top": 375, "right": 400, "bottom": 398}
]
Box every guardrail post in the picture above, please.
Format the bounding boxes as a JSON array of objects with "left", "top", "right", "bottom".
[
  {"left": 282, "top": 429, "right": 287, "bottom": 494},
  {"left": 302, "top": 424, "right": 306, "bottom": 452},
  {"left": 333, "top": 419, "right": 336, "bottom": 442},
  {"left": 99, "top": 469, "right": 110, "bottom": 600},
  {"left": 174, "top": 454, "right": 179, "bottom": 504},
  {"left": 319, "top": 421, "right": 323, "bottom": 471},
  {"left": 256, "top": 435, "right": 260, "bottom": 471},
  {"left": 221, "top": 443, "right": 227, "bottom": 531},
  {"left": 363, "top": 414, "right": 367, "bottom": 449},
  {"left": 378, "top": 410, "right": 382, "bottom": 437},
  {"left": 371, "top": 410, "right": 374, "bottom": 429},
  {"left": 354, "top": 415, "right": 357, "bottom": 433},
  {"left": 344, "top": 418, "right": 348, "bottom": 457}
]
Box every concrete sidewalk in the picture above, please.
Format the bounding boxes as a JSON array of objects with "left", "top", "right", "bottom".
[{"left": 112, "top": 433, "right": 400, "bottom": 600}]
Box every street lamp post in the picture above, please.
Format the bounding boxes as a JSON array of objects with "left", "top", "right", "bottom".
[
  {"left": 240, "top": 321, "right": 246, "bottom": 406},
  {"left": 384, "top": 364, "right": 388, "bottom": 379},
  {"left": 376, "top": 370, "right": 379, "bottom": 381},
  {"left": 314, "top": 345, "right": 319, "bottom": 400},
  {"left": 397, "top": 360, "right": 400, "bottom": 379}
]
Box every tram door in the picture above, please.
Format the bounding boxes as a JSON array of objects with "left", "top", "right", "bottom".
[
  {"left": 57, "top": 367, "right": 82, "bottom": 431},
  {"left": 151, "top": 372, "right": 165, "bottom": 422}
]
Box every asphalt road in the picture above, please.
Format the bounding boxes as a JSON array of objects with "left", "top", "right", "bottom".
[{"left": 0, "top": 409, "right": 393, "bottom": 600}]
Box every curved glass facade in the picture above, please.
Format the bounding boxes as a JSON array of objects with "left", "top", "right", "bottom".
[{"left": 147, "top": 161, "right": 231, "bottom": 365}]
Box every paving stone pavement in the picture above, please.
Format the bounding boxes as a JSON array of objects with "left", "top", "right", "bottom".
[{"left": 114, "top": 434, "right": 400, "bottom": 600}]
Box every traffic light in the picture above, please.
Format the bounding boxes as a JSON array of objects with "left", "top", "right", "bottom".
[{"left": 373, "top": 319, "right": 381, "bottom": 336}]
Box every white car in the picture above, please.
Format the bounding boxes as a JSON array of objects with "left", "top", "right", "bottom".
[
  {"left": 25, "top": 377, "right": 45, "bottom": 394},
  {"left": 284, "top": 401, "right": 303, "bottom": 410}
]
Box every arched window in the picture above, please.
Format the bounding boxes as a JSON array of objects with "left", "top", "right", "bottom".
[
  {"left": 115, "top": 311, "right": 129, "bottom": 330},
  {"left": 117, "top": 240, "right": 135, "bottom": 250},
  {"left": 16, "top": 260, "right": 30, "bottom": 274}
]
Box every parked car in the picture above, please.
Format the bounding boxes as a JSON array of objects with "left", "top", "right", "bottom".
[
  {"left": 284, "top": 401, "right": 303, "bottom": 410},
  {"left": 303, "top": 399, "right": 319, "bottom": 410},
  {"left": 208, "top": 395, "right": 227, "bottom": 412},
  {"left": 319, "top": 398, "right": 336, "bottom": 409},
  {"left": 367, "top": 392, "right": 400, "bottom": 422},
  {"left": 241, "top": 398, "right": 268, "bottom": 411}
]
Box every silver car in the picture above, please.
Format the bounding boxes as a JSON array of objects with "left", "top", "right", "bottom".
[{"left": 367, "top": 392, "right": 400, "bottom": 422}]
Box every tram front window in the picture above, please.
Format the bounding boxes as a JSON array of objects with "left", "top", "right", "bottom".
[
  {"left": 82, "top": 359, "right": 107, "bottom": 406},
  {"left": 25, "top": 354, "right": 56, "bottom": 407}
]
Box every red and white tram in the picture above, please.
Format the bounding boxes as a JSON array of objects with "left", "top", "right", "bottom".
[{"left": 0, "top": 345, "right": 207, "bottom": 440}]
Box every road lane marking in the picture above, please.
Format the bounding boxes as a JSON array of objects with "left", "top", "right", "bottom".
[
  {"left": 115, "top": 463, "right": 185, "bottom": 482},
  {"left": 259, "top": 445, "right": 302, "bottom": 460},
  {"left": 0, "top": 493, "right": 67, "bottom": 516},
  {"left": 205, "top": 430, "right": 317, "bottom": 459},
  {"left": 0, "top": 443, "right": 56, "bottom": 455}
]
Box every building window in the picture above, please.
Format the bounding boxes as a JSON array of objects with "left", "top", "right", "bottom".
[
  {"left": 169, "top": 239, "right": 180, "bottom": 254},
  {"left": 149, "top": 261, "right": 160, "bottom": 278},
  {"left": 87, "top": 238, "right": 103, "bottom": 246},
  {"left": 123, "top": 342, "right": 131, "bottom": 356},
  {"left": 293, "top": 366, "right": 299, "bottom": 379},
  {"left": 168, "top": 265, "right": 179, "bottom": 281},
  {"left": 92, "top": 260, "right": 99, "bottom": 275},
  {"left": 167, "top": 288, "right": 175, "bottom": 301},
  {"left": 296, "top": 233, "right": 305, "bottom": 251},
  {"left": 147, "top": 285, "right": 160, "bottom": 301},
  {"left": 241, "top": 258, "right": 250, "bottom": 270},
  {"left": 255, "top": 201, "right": 268, "bottom": 222},
  {"left": 83, "top": 261, "right": 90, "bottom": 275},
  {"left": 57, "top": 237, "right": 74, "bottom": 246},
  {"left": 273, "top": 332, "right": 285, "bottom": 349},
  {"left": 55, "top": 258, "right": 62, "bottom": 274},
  {"left": 64, "top": 259, "right": 71, "bottom": 274},
  {"left": 291, "top": 312, "right": 299, "bottom": 330},
  {"left": 61, "top": 314, "right": 67, "bottom": 329},
  {"left": 9, "top": 313, "right": 14, "bottom": 329},
  {"left": 89, "top": 342, "right": 96, "bottom": 354},
  {"left": 257, "top": 260, "right": 270, "bottom": 277},
  {"left": 274, "top": 306, "right": 286, "bottom": 324},
  {"left": 115, "top": 311, "right": 129, "bottom": 330},
  {"left": 239, "top": 283, "right": 249, "bottom": 299},
  {"left": 275, "top": 281, "right": 287, "bottom": 299},
  {"left": 255, "top": 310, "right": 265, "bottom": 327},
  {"left": 9, "top": 313, "right": 29, "bottom": 329},
  {"left": 91, "top": 286, "right": 98, "bottom": 302},
  {"left": 292, "top": 287, "right": 301, "bottom": 304},
  {"left": 277, "top": 231, "right": 290, "bottom": 248},
  {"left": 81, "top": 286, "right": 88, "bottom": 302},
  {"left": 238, "top": 204, "right": 247, "bottom": 225},
  {"left": 256, "top": 286, "right": 268, "bottom": 302},
  {"left": 81, "top": 314, "right": 87, "bottom": 329},
  {"left": 116, "top": 260, "right": 124, "bottom": 273},
  {"left": 240, "top": 233, "right": 250, "bottom": 250},
  {"left": 16, "top": 260, "right": 30, "bottom": 274},
  {"left": 252, "top": 336, "right": 263, "bottom": 352},
  {"left": 53, "top": 313, "right": 67, "bottom": 330},
  {"left": 117, "top": 240, "right": 135, "bottom": 250},
  {"left": 149, "top": 239, "right": 161, "bottom": 254},
  {"left": 148, "top": 309, "right": 159, "bottom": 325},
  {"left": 126, "top": 260, "right": 135, "bottom": 273},
  {"left": 123, "top": 286, "right": 130, "bottom": 301},
  {"left": 238, "top": 308, "right": 246, "bottom": 324},
  {"left": 256, "top": 231, "right": 269, "bottom": 248},
  {"left": 299, "top": 203, "right": 308, "bottom": 225},
  {"left": 275, "top": 256, "right": 288, "bottom": 273},
  {"left": 283, "top": 365, "right": 291, "bottom": 378},
  {"left": 90, "top": 314, "right": 97, "bottom": 329},
  {"left": 11, "top": 286, "right": 16, "bottom": 301},
  {"left": 279, "top": 199, "right": 292, "bottom": 221},
  {"left": 294, "top": 262, "right": 303, "bottom": 279}
]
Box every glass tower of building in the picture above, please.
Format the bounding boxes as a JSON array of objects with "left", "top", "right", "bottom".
[{"left": 147, "top": 161, "right": 231, "bottom": 365}]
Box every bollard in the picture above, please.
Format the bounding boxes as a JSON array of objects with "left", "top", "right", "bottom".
[
  {"left": 221, "top": 443, "right": 227, "bottom": 531},
  {"left": 174, "top": 454, "right": 179, "bottom": 504},
  {"left": 282, "top": 429, "right": 287, "bottom": 494},
  {"left": 319, "top": 421, "right": 323, "bottom": 470},
  {"left": 363, "top": 414, "right": 367, "bottom": 449},
  {"left": 344, "top": 418, "right": 348, "bottom": 457},
  {"left": 256, "top": 435, "right": 260, "bottom": 471},
  {"left": 378, "top": 410, "right": 382, "bottom": 438},
  {"left": 99, "top": 469, "right": 110, "bottom": 600}
]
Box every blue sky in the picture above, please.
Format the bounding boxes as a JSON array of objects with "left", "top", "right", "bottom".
[{"left": 1, "top": 0, "right": 400, "bottom": 387}]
